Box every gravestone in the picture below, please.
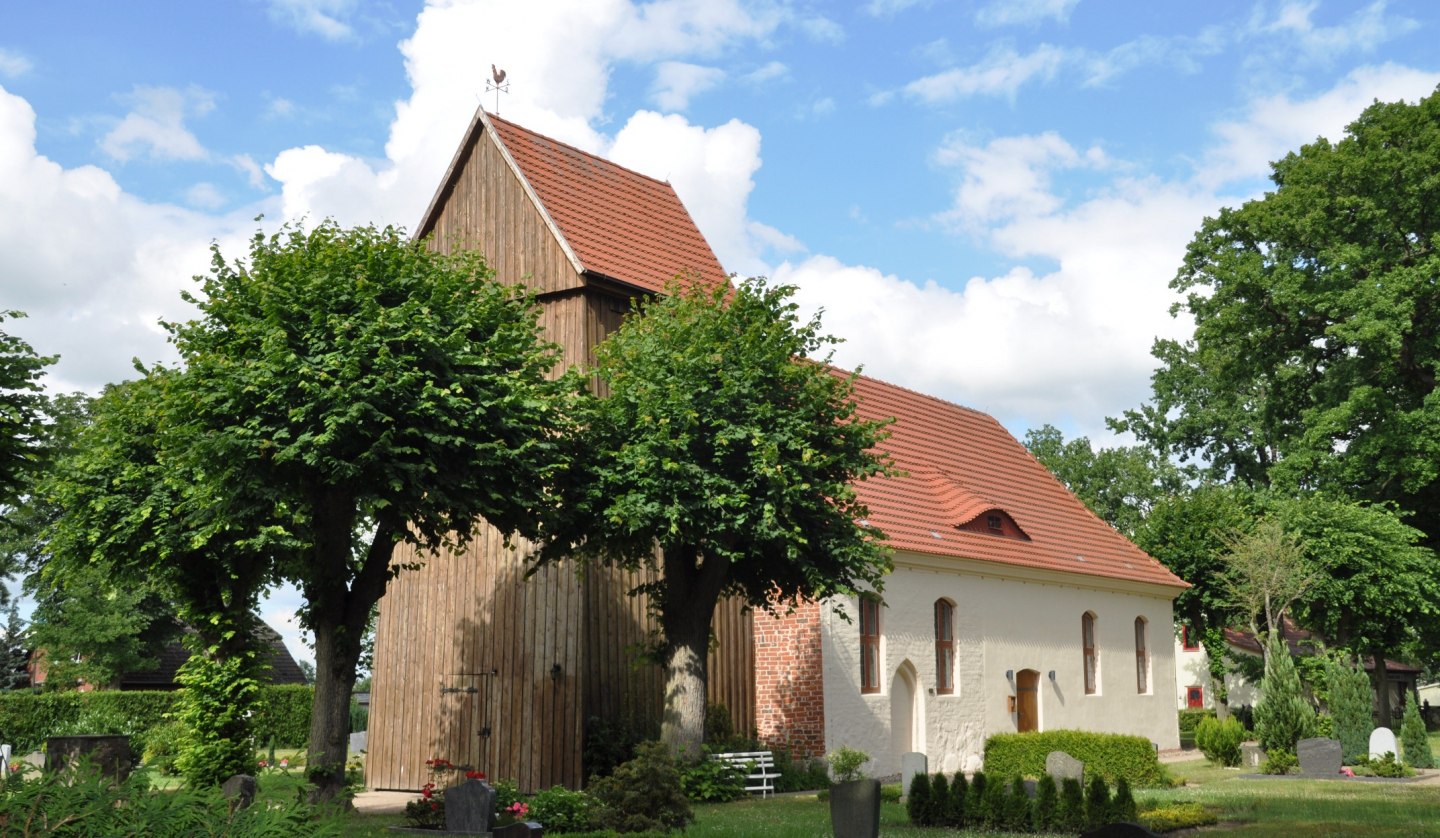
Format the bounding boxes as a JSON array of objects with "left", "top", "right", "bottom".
[
  {"left": 445, "top": 777, "right": 496, "bottom": 835},
  {"left": 220, "top": 774, "right": 258, "bottom": 811},
  {"left": 1370, "top": 727, "right": 1399, "bottom": 761},
  {"left": 348, "top": 730, "right": 367, "bottom": 757},
  {"left": 1241, "top": 743, "right": 1265, "bottom": 769},
  {"left": 493, "top": 822, "right": 545, "bottom": 837},
  {"left": 900, "top": 752, "right": 927, "bottom": 798},
  {"left": 1296, "top": 737, "right": 1342, "bottom": 776},
  {"left": 45, "top": 735, "right": 133, "bottom": 781},
  {"left": 1045, "top": 751, "right": 1084, "bottom": 785}
]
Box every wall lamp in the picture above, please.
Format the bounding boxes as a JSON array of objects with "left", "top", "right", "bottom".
[
  {"left": 1048, "top": 670, "right": 1056, "bottom": 682},
  {"left": 1005, "top": 669, "right": 1014, "bottom": 683}
]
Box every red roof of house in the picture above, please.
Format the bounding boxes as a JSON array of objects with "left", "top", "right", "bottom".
[
  {"left": 848, "top": 372, "right": 1187, "bottom": 590},
  {"left": 1222, "top": 618, "right": 1420, "bottom": 673},
  {"left": 484, "top": 113, "right": 730, "bottom": 295}
]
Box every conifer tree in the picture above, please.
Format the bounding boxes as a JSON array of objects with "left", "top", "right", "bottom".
[
  {"left": 906, "top": 771, "right": 931, "bottom": 826},
  {"left": 946, "top": 771, "right": 968, "bottom": 827},
  {"left": 1401, "top": 700, "right": 1434, "bottom": 769},
  {"left": 928, "top": 772, "right": 949, "bottom": 827},
  {"left": 1254, "top": 634, "right": 1315, "bottom": 754},
  {"left": 1033, "top": 774, "right": 1059, "bottom": 831},
  {"left": 1327, "top": 657, "right": 1373, "bottom": 764}
]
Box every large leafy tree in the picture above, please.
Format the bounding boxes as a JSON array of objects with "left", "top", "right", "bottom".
[
  {"left": 161, "top": 221, "right": 575, "bottom": 799},
  {"left": 0, "top": 311, "right": 55, "bottom": 584},
  {"left": 537, "top": 279, "right": 892, "bottom": 758},
  {"left": 1116, "top": 85, "right": 1440, "bottom": 544},
  {"left": 1023, "top": 424, "right": 1185, "bottom": 537}
]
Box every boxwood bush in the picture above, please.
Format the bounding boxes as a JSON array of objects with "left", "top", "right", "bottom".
[{"left": 983, "top": 730, "right": 1170, "bottom": 787}]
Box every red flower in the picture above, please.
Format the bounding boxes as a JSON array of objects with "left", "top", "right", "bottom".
[{"left": 465, "top": 770, "right": 487, "bottom": 780}]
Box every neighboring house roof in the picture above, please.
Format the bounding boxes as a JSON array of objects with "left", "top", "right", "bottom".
[
  {"left": 1221, "top": 618, "right": 1420, "bottom": 674},
  {"left": 418, "top": 109, "right": 729, "bottom": 296},
  {"left": 119, "top": 623, "right": 309, "bottom": 690},
  {"left": 848, "top": 373, "right": 1188, "bottom": 591}
]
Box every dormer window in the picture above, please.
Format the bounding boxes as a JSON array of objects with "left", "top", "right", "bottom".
[
  {"left": 956, "top": 508, "right": 1031, "bottom": 541},
  {"left": 986, "top": 514, "right": 1002, "bottom": 531}
]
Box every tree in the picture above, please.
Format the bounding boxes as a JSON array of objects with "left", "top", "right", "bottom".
[
  {"left": 1219, "top": 519, "right": 1319, "bottom": 669},
  {"left": 161, "top": 221, "right": 574, "bottom": 800},
  {"left": 1023, "top": 424, "right": 1185, "bottom": 537},
  {"left": 537, "top": 279, "right": 892, "bottom": 758},
  {"left": 1326, "top": 656, "right": 1372, "bottom": 765},
  {"left": 1253, "top": 634, "right": 1315, "bottom": 756},
  {"left": 0, "top": 311, "right": 56, "bottom": 591},
  {"left": 0, "top": 600, "right": 29, "bottom": 689},
  {"left": 1116, "top": 85, "right": 1440, "bottom": 545}
]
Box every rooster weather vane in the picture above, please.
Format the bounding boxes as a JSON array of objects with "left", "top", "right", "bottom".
[{"left": 487, "top": 64, "right": 510, "bottom": 114}]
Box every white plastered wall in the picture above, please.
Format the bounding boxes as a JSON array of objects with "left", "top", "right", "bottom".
[{"left": 822, "top": 555, "right": 1181, "bottom": 777}]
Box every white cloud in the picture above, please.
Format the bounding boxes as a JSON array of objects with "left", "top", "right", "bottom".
[
  {"left": 651, "top": 61, "right": 725, "bottom": 111},
  {"left": 899, "top": 44, "right": 1070, "bottom": 103},
  {"left": 865, "top": 0, "right": 929, "bottom": 17},
  {"left": 99, "top": 85, "right": 215, "bottom": 163},
  {"left": 1201, "top": 63, "right": 1440, "bottom": 188},
  {"left": 185, "top": 182, "right": 226, "bottom": 209},
  {"left": 0, "top": 48, "right": 32, "bottom": 79},
  {"left": 1250, "top": 0, "right": 1418, "bottom": 57},
  {"left": 933, "top": 131, "right": 1106, "bottom": 229},
  {"left": 264, "top": 0, "right": 358, "bottom": 41},
  {"left": 229, "top": 153, "right": 267, "bottom": 189},
  {"left": 975, "top": 0, "right": 1079, "bottom": 28},
  {"left": 743, "top": 61, "right": 788, "bottom": 85}
]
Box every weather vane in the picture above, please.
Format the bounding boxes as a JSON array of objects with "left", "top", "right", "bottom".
[{"left": 487, "top": 64, "right": 509, "bottom": 114}]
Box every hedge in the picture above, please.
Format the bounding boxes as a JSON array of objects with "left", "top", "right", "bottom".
[
  {"left": 1177, "top": 708, "right": 1215, "bottom": 736},
  {"left": 0, "top": 685, "right": 313, "bottom": 755},
  {"left": 982, "top": 730, "right": 1171, "bottom": 788}
]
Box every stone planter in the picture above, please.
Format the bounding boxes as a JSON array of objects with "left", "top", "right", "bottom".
[
  {"left": 45, "top": 735, "right": 133, "bottom": 782},
  {"left": 828, "top": 778, "right": 881, "bottom": 838}
]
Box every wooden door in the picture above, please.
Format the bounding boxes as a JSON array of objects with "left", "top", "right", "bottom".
[
  {"left": 438, "top": 673, "right": 494, "bottom": 773},
  {"left": 1016, "top": 669, "right": 1039, "bottom": 732}
]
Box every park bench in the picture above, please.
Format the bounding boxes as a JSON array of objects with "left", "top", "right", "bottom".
[{"left": 711, "top": 750, "right": 779, "bottom": 797}]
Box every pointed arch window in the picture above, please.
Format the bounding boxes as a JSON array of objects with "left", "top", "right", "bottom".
[
  {"left": 935, "top": 599, "right": 955, "bottom": 695},
  {"left": 1135, "top": 616, "right": 1149, "bottom": 694},
  {"left": 1082, "top": 611, "right": 1098, "bottom": 695}
]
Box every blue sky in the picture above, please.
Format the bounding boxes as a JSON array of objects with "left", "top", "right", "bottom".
[{"left": 4, "top": 0, "right": 1439, "bottom": 663}]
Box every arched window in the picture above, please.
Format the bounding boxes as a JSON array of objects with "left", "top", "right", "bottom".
[
  {"left": 1135, "top": 616, "right": 1149, "bottom": 694},
  {"left": 935, "top": 599, "right": 955, "bottom": 695},
  {"left": 1082, "top": 612, "right": 1098, "bottom": 695},
  {"left": 860, "top": 596, "right": 881, "bottom": 694}
]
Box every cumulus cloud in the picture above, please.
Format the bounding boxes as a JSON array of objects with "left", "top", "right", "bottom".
[
  {"left": 1249, "top": 0, "right": 1418, "bottom": 58},
  {"left": 99, "top": 85, "right": 216, "bottom": 163},
  {"left": 651, "top": 61, "right": 726, "bottom": 111},
  {"left": 933, "top": 132, "right": 1106, "bottom": 229},
  {"left": 975, "top": 0, "right": 1079, "bottom": 28}
]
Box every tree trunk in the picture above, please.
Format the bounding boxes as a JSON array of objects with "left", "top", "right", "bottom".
[
  {"left": 307, "top": 619, "right": 361, "bottom": 804},
  {"left": 657, "top": 543, "right": 729, "bottom": 762}
]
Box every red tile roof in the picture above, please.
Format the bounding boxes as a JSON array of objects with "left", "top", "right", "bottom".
[
  {"left": 848, "top": 372, "right": 1187, "bottom": 590},
  {"left": 486, "top": 113, "right": 730, "bottom": 295}
]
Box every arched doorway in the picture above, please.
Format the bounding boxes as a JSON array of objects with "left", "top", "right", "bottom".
[
  {"left": 1016, "top": 669, "right": 1040, "bottom": 732},
  {"left": 890, "top": 661, "right": 923, "bottom": 761}
]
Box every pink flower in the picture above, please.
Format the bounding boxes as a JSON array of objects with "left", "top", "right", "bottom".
[
  {"left": 258, "top": 759, "right": 268, "bottom": 768},
  {"left": 1340, "top": 766, "right": 1355, "bottom": 777},
  {"left": 280, "top": 758, "right": 289, "bottom": 768}
]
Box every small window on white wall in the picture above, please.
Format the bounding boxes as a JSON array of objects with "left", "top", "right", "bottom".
[
  {"left": 935, "top": 599, "right": 955, "bottom": 695},
  {"left": 860, "top": 596, "right": 881, "bottom": 694},
  {"left": 1135, "top": 616, "right": 1149, "bottom": 694},
  {"left": 1082, "top": 611, "right": 1098, "bottom": 695}
]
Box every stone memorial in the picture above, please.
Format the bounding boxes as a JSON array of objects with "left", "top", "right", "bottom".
[
  {"left": 1370, "top": 727, "right": 1399, "bottom": 761},
  {"left": 1296, "top": 737, "right": 1342, "bottom": 776},
  {"left": 1241, "top": 743, "right": 1265, "bottom": 769},
  {"left": 220, "top": 774, "right": 258, "bottom": 811},
  {"left": 900, "top": 752, "right": 927, "bottom": 798},
  {"left": 1045, "top": 751, "right": 1084, "bottom": 785},
  {"left": 1, "top": 743, "right": 10, "bottom": 779},
  {"left": 445, "top": 777, "right": 497, "bottom": 835}
]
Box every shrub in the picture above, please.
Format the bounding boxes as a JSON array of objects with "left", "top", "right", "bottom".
[
  {"left": 1033, "top": 774, "right": 1058, "bottom": 831},
  {"left": 1084, "top": 774, "right": 1111, "bottom": 829},
  {"left": 1195, "top": 716, "right": 1245, "bottom": 767},
  {"left": 173, "top": 650, "right": 263, "bottom": 788},
  {"left": 1177, "top": 708, "right": 1215, "bottom": 746},
  {"left": 141, "top": 720, "right": 188, "bottom": 774},
  {"left": 1365, "top": 752, "right": 1410, "bottom": 778},
  {"left": 531, "top": 785, "right": 599, "bottom": 833},
  {"left": 880, "top": 783, "right": 902, "bottom": 803},
  {"left": 587, "top": 741, "right": 693, "bottom": 834},
  {"left": 945, "top": 771, "right": 967, "bottom": 827},
  {"left": 1112, "top": 776, "right": 1138, "bottom": 823},
  {"left": 1327, "top": 658, "right": 1373, "bottom": 764},
  {"left": 1401, "top": 700, "right": 1434, "bottom": 769},
  {"left": 773, "top": 753, "right": 828, "bottom": 792},
  {"left": 254, "top": 684, "right": 313, "bottom": 749},
  {"left": 1261, "top": 749, "right": 1297, "bottom": 775},
  {"left": 983, "top": 730, "right": 1170, "bottom": 787},
  {"left": 906, "top": 771, "right": 931, "bottom": 825},
  {"left": 1139, "top": 802, "right": 1218, "bottom": 832},
  {"left": 584, "top": 714, "right": 655, "bottom": 781},
  {"left": 1004, "top": 775, "right": 1031, "bottom": 832},
  {"left": 927, "top": 772, "right": 949, "bottom": 827},
  {"left": 826, "top": 746, "right": 868, "bottom": 783},
  {"left": 979, "top": 770, "right": 1007, "bottom": 830},
  {"left": 1058, "top": 777, "right": 1085, "bottom": 832},
  {"left": 968, "top": 771, "right": 987, "bottom": 828},
  {"left": 1253, "top": 637, "right": 1315, "bottom": 755},
  {"left": 677, "top": 749, "right": 745, "bottom": 803}
]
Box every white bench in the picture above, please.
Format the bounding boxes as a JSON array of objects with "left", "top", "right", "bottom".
[{"left": 711, "top": 750, "right": 779, "bottom": 796}]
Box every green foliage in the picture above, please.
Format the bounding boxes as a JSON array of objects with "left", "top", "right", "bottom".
[
  {"left": 1177, "top": 707, "right": 1216, "bottom": 736},
  {"left": 530, "top": 785, "right": 599, "bottom": 833},
  {"left": 1112, "top": 776, "right": 1138, "bottom": 823},
  {"left": 945, "top": 771, "right": 967, "bottom": 827},
  {"left": 1033, "top": 774, "right": 1058, "bottom": 831},
  {"left": 1311, "top": 713, "right": 1335, "bottom": 739},
  {"left": 254, "top": 684, "right": 313, "bottom": 748},
  {"left": 978, "top": 770, "right": 1007, "bottom": 830},
  {"left": 677, "top": 750, "right": 746, "bottom": 803},
  {"left": 904, "top": 770, "right": 930, "bottom": 825},
  {"left": 1261, "top": 749, "right": 1298, "bottom": 775},
  {"left": 1058, "top": 777, "right": 1085, "bottom": 832},
  {"left": 703, "top": 703, "right": 734, "bottom": 746},
  {"left": 826, "top": 746, "right": 869, "bottom": 783},
  {"left": 1138, "top": 802, "right": 1218, "bottom": 832},
  {"left": 141, "top": 720, "right": 187, "bottom": 774},
  {"left": 1400, "top": 700, "right": 1434, "bottom": 768},
  {"left": 968, "top": 770, "right": 988, "bottom": 825},
  {"left": 1363, "top": 751, "right": 1411, "bottom": 777},
  {"left": 926, "top": 771, "right": 948, "bottom": 827},
  {"left": 1023, "top": 423, "right": 1186, "bottom": 537},
  {"left": 0, "top": 759, "right": 343, "bottom": 835},
  {"left": 1195, "top": 715, "right": 1246, "bottom": 767},
  {"left": 773, "top": 753, "right": 828, "bottom": 793},
  {"left": 584, "top": 713, "right": 654, "bottom": 780},
  {"left": 1004, "top": 774, "right": 1032, "bottom": 832},
  {"left": 0, "top": 311, "right": 55, "bottom": 535},
  {"left": 1254, "top": 635, "right": 1315, "bottom": 754},
  {"left": 539, "top": 279, "right": 893, "bottom": 753},
  {"left": 983, "top": 730, "right": 1171, "bottom": 787},
  {"left": 1084, "top": 774, "right": 1111, "bottom": 829},
  {"left": 173, "top": 649, "right": 264, "bottom": 787},
  {"left": 587, "top": 741, "right": 694, "bottom": 834}
]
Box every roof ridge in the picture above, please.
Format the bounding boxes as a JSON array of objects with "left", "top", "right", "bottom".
[
  {"left": 839, "top": 365, "right": 997, "bottom": 423},
  {"left": 487, "top": 111, "right": 674, "bottom": 189}
]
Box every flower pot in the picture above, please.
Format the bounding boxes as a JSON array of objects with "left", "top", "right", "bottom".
[{"left": 828, "top": 777, "right": 881, "bottom": 838}]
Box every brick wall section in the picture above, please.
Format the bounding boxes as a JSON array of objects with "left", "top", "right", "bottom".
[{"left": 752, "top": 600, "right": 826, "bottom": 758}]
